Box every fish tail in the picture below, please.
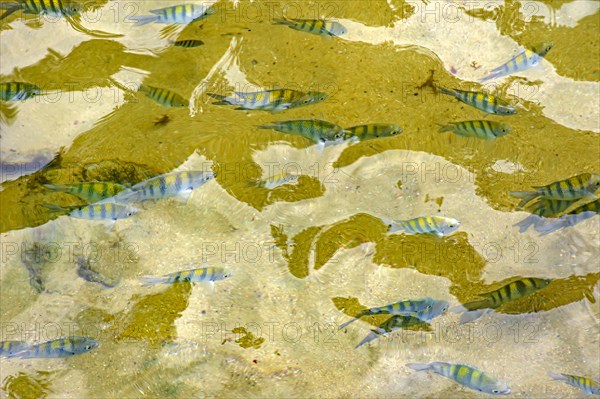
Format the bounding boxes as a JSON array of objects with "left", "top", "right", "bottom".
[
  {"left": 338, "top": 317, "right": 359, "bottom": 331},
  {"left": 43, "top": 183, "right": 67, "bottom": 193},
  {"left": 41, "top": 203, "right": 66, "bottom": 213},
  {"left": 257, "top": 123, "right": 276, "bottom": 130},
  {"left": 129, "top": 15, "right": 159, "bottom": 26},
  {"left": 272, "top": 18, "right": 293, "bottom": 26},
  {"left": 508, "top": 191, "right": 539, "bottom": 209},
  {"left": 406, "top": 363, "right": 432, "bottom": 372},
  {"left": 140, "top": 276, "right": 167, "bottom": 286},
  {"left": 437, "top": 124, "right": 455, "bottom": 133},
  {"left": 547, "top": 372, "right": 567, "bottom": 381},
  {"left": 459, "top": 309, "right": 487, "bottom": 324},
  {"left": 479, "top": 70, "right": 503, "bottom": 83},
  {"left": 534, "top": 219, "right": 565, "bottom": 236},
  {"left": 513, "top": 214, "right": 540, "bottom": 233},
  {"left": 207, "top": 93, "right": 230, "bottom": 105},
  {"left": 433, "top": 85, "right": 453, "bottom": 96},
  {"left": 0, "top": 5, "right": 19, "bottom": 21},
  {"left": 354, "top": 332, "right": 379, "bottom": 349}
]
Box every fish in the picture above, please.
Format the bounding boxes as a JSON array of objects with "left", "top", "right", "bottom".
[
  {"left": 509, "top": 173, "right": 600, "bottom": 210},
  {"left": 9, "top": 337, "right": 98, "bottom": 358},
  {"left": 438, "top": 120, "right": 511, "bottom": 140},
  {"left": 386, "top": 216, "right": 461, "bottom": 237},
  {"left": 548, "top": 372, "right": 600, "bottom": 395},
  {"left": 129, "top": 3, "right": 214, "bottom": 26},
  {"left": 43, "top": 182, "right": 130, "bottom": 203},
  {"left": 208, "top": 89, "right": 328, "bottom": 113},
  {"left": 141, "top": 267, "right": 231, "bottom": 286},
  {"left": 345, "top": 124, "right": 402, "bottom": 141},
  {"left": 173, "top": 39, "right": 204, "bottom": 48},
  {"left": 251, "top": 172, "right": 299, "bottom": 190},
  {"left": 138, "top": 85, "right": 189, "bottom": 107},
  {"left": 435, "top": 86, "right": 516, "bottom": 115},
  {"left": 76, "top": 256, "right": 118, "bottom": 288},
  {"left": 451, "top": 277, "right": 551, "bottom": 323},
  {"left": 0, "top": 82, "right": 42, "bottom": 101},
  {"left": 258, "top": 119, "right": 352, "bottom": 146},
  {"left": 0, "top": 0, "right": 81, "bottom": 20},
  {"left": 0, "top": 341, "right": 30, "bottom": 357},
  {"left": 354, "top": 315, "right": 430, "bottom": 349},
  {"left": 339, "top": 297, "right": 437, "bottom": 330},
  {"left": 42, "top": 202, "right": 138, "bottom": 221},
  {"left": 112, "top": 170, "right": 215, "bottom": 203},
  {"left": 513, "top": 198, "right": 580, "bottom": 233},
  {"left": 480, "top": 42, "right": 554, "bottom": 83},
  {"left": 535, "top": 198, "right": 600, "bottom": 236},
  {"left": 273, "top": 18, "right": 347, "bottom": 37},
  {"left": 407, "top": 362, "right": 511, "bottom": 395}
]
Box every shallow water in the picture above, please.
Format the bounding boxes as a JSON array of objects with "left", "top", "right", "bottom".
[{"left": 1, "top": 1, "right": 599, "bottom": 398}]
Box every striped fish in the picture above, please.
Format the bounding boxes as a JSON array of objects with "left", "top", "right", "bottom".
[
  {"left": 510, "top": 172, "right": 600, "bottom": 209},
  {"left": 339, "top": 297, "right": 437, "bottom": 330},
  {"left": 141, "top": 267, "right": 231, "bottom": 286},
  {"left": 0, "top": 0, "right": 81, "bottom": 20},
  {"left": 208, "top": 89, "right": 328, "bottom": 113},
  {"left": 345, "top": 124, "right": 402, "bottom": 141},
  {"left": 387, "top": 216, "right": 460, "bottom": 237},
  {"left": 481, "top": 42, "right": 554, "bottom": 82},
  {"left": 436, "top": 86, "right": 516, "bottom": 115},
  {"left": 451, "top": 277, "right": 551, "bottom": 323},
  {"left": 174, "top": 39, "right": 204, "bottom": 48},
  {"left": 10, "top": 337, "right": 98, "bottom": 358},
  {"left": 130, "top": 3, "right": 214, "bottom": 26},
  {"left": 535, "top": 198, "right": 600, "bottom": 236},
  {"left": 513, "top": 198, "right": 579, "bottom": 233},
  {"left": 548, "top": 372, "right": 600, "bottom": 395},
  {"left": 354, "top": 315, "right": 430, "bottom": 349},
  {"left": 112, "top": 170, "right": 215, "bottom": 203},
  {"left": 438, "top": 120, "right": 511, "bottom": 140},
  {"left": 273, "top": 18, "right": 347, "bottom": 37},
  {"left": 259, "top": 119, "right": 352, "bottom": 145},
  {"left": 0, "top": 341, "right": 30, "bottom": 357},
  {"left": 43, "top": 182, "right": 129, "bottom": 203},
  {"left": 139, "top": 85, "right": 189, "bottom": 107},
  {"left": 407, "top": 362, "right": 511, "bottom": 395},
  {"left": 0, "top": 82, "right": 41, "bottom": 101},
  {"left": 42, "top": 202, "right": 138, "bottom": 220}
]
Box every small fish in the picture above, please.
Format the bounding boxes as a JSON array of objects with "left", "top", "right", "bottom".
[
  {"left": 10, "top": 337, "right": 98, "bottom": 358},
  {"left": 252, "top": 172, "right": 299, "bottom": 190},
  {"left": 76, "top": 256, "right": 117, "bottom": 288},
  {"left": 345, "top": 124, "right": 402, "bottom": 141},
  {"left": 435, "top": 86, "right": 516, "bottom": 115},
  {"left": 258, "top": 119, "right": 351, "bottom": 146},
  {"left": 387, "top": 216, "right": 460, "bottom": 237},
  {"left": 141, "top": 267, "right": 231, "bottom": 286},
  {"left": 0, "top": 341, "right": 30, "bottom": 357},
  {"left": 548, "top": 372, "right": 600, "bottom": 395},
  {"left": 535, "top": 198, "right": 600, "bottom": 236},
  {"left": 480, "top": 42, "right": 554, "bottom": 82},
  {"left": 130, "top": 3, "right": 214, "bottom": 26},
  {"left": 0, "top": 0, "right": 81, "bottom": 20},
  {"left": 112, "top": 170, "right": 215, "bottom": 203},
  {"left": 513, "top": 198, "right": 579, "bottom": 233},
  {"left": 139, "top": 85, "right": 189, "bottom": 107},
  {"left": 173, "top": 39, "right": 205, "bottom": 48},
  {"left": 273, "top": 18, "right": 347, "bottom": 37},
  {"left": 208, "top": 89, "right": 328, "bottom": 113},
  {"left": 339, "top": 297, "right": 437, "bottom": 330},
  {"left": 43, "top": 182, "right": 129, "bottom": 203},
  {"left": 42, "top": 202, "right": 138, "bottom": 221},
  {"left": 0, "top": 82, "right": 42, "bottom": 101},
  {"left": 509, "top": 172, "right": 600, "bottom": 210},
  {"left": 451, "top": 277, "right": 551, "bottom": 323},
  {"left": 354, "top": 315, "right": 429, "bottom": 349},
  {"left": 407, "top": 362, "right": 511, "bottom": 395},
  {"left": 438, "top": 120, "right": 511, "bottom": 140}
]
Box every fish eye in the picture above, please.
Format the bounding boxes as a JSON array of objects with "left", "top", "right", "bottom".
[
  {"left": 426, "top": 305, "right": 432, "bottom": 310},
  {"left": 492, "top": 389, "right": 499, "bottom": 394},
  {"left": 303, "top": 99, "right": 310, "bottom": 104}
]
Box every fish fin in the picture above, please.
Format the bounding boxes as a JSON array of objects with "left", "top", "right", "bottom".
[
  {"left": 140, "top": 277, "right": 166, "bottom": 286},
  {"left": 508, "top": 191, "right": 539, "bottom": 209},
  {"left": 272, "top": 18, "right": 293, "bottom": 26},
  {"left": 406, "top": 363, "right": 431, "bottom": 372},
  {"left": 582, "top": 192, "right": 598, "bottom": 200},
  {"left": 534, "top": 219, "right": 566, "bottom": 236},
  {"left": 257, "top": 124, "right": 276, "bottom": 130},
  {"left": 354, "top": 331, "right": 379, "bottom": 349},
  {"left": 0, "top": 5, "right": 19, "bottom": 21},
  {"left": 437, "top": 124, "right": 455, "bottom": 133},
  {"left": 459, "top": 309, "right": 487, "bottom": 324},
  {"left": 547, "top": 372, "right": 566, "bottom": 381},
  {"left": 173, "top": 190, "right": 192, "bottom": 204},
  {"left": 479, "top": 69, "right": 505, "bottom": 83},
  {"left": 271, "top": 104, "right": 289, "bottom": 113},
  {"left": 315, "top": 141, "right": 326, "bottom": 156},
  {"left": 338, "top": 317, "right": 359, "bottom": 331},
  {"left": 129, "top": 15, "right": 159, "bottom": 26},
  {"left": 513, "top": 214, "right": 541, "bottom": 233},
  {"left": 207, "top": 93, "right": 227, "bottom": 101},
  {"left": 450, "top": 305, "right": 467, "bottom": 313},
  {"left": 42, "top": 183, "right": 67, "bottom": 192},
  {"left": 41, "top": 203, "right": 66, "bottom": 213}
]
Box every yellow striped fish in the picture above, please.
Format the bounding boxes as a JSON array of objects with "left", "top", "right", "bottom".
[
  {"left": 513, "top": 198, "right": 579, "bottom": 233},
  {"left": 0, "top": 0, "right": 81, "bottom": 20},
  {"left": 438, "top": 120, "right": 511, "bottom": 140},
  {"left": 43, "top": 182, "right": 129, "bottom": 203},
  {"left": 139, "top": 85, "right": 189, "bottom": 107},
  {"left": 535, "top": 198, "right": 600, "bottom": 236},
  {"left": 510, "top": 172, "right": 600, "bottom": 209},
  {"left": 354, "top": 315, "right": 430, "bottom": 349},
  {"left": 0, "top": 341, "right": 30, "bottom": 357},
  {"left": 9, "top": 337, "right": 98, "bottom": 358},
  {"left": 548, "top": 372, "right": 600, "bottom": 395},
  {"left": 113, "top": 170, "right": 215, "bottom": 202},
  {"left": 451, "top": 277, "right": 551, "bottom": 323},
  {"left": 273, "top": 17, "right": 347, "bottom": 37},
  {"left": 259, "top": 119, "right": 351, "bottom": 145},
  {"left": 407, "top": 362, "right": 511, "bottom": 395},
  {"left": 130, "top": 3, "right": 214, "bottom": 26},
  {"left": 481, "top": 42, "right": 554, "bottom": 82},
  {"left": 42, "top": 202, "right": 137, "bottom": 220},
  {"left": 0, "top": 81, "right": 41, "bottom": 101},
  {"left": 386, "top": 216, "right": 460, "bottom": 237},
  {"left": 436, "top": 86, "right": 516, "bottom": 115},
  {"left": 345, "top": 124, "right": 402, "bottom": 141},
  {"left": 173, "top": 39, "right": 204, "bottom": 48},
  {"left": 141, "top": 267, "right": 231, "bottom": 286},
  {"left": 209, "top": 89, "right": 328, "bottom": 113},
  {"left": 339, "top": 297, "right": 437, "bottom": 330}
]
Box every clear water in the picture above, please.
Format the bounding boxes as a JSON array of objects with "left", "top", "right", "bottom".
[{"left": 1, "top": 1, "right": 599, "bottom": 398}]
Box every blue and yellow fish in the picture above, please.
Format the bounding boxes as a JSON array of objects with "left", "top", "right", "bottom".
[
  {"left": 8, "top": 337, "right": 98, "bottom": 358},
  {"left": 407, "top": 362, "right": 511, "bottom": 395},
  {"left": 339, "top": 297, "right": 437, "bottom": 330},
  {"left": 548, "top": 372, "right": 600, "bottom": 395},
  {"left": 130, "top": 3, "right": 214, "bottom": 26},
  {"left": 535, "top": 198, "right": 600, "bottom": 236},
  {"left": 345, "top": 123, "right": 402, "bottom": 141},
  {"left": 436, "top": 86, "right": 516, "bottom": 115},
  {"left": 438, "top": 120, "right": 511, "bottom": 140},
  {"left": 386, "top": 216, "right": 460, "bottom": 237},
  {"left": 0, "top": 0, "right": 82, "bottom": 20},
  {"left": 259, "top": 119, "right": 352, "bottom": 146},
  {"left": 273, "top": 18, "right": 347, "bottom": 37},
  {"left": 208, "top": 89, "right": 328, "bottom": 113},
  {"left": 480, "top": 42, "right": 554, "bottom": 82},
  {"left": 0, "top": 82, "right": 42, "bottom": 101},
  {"left": 42, "top": 202, "right": 138, "bottom": 221},
  {"left": 44, "top": 182, "right": 130, "bottom": 203},
  {"left": 139, "top": 85, "right": 189, "bottom": 107},
  {"left": 141, "top": 267, "right": 231, "bottom": 286}
]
